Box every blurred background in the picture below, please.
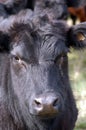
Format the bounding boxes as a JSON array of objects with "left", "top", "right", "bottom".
[
  {"left": 69, "top": 50, "right": 86, "bottom": 130},
  {"left": 67, "top": 8, "right": 86, "bottom": 129}
]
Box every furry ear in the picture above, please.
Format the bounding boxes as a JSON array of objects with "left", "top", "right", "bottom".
[
  {"left": 67, "top": 22, "right": 86, "bottom": 49},
  {"left": 0, "top": 32, "right": 10, "bottom": 52}
]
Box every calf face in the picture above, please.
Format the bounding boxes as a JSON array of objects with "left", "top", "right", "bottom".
[
  {"left": 0, "top": 18, "right": 86, "bottom": 130},
  {"left": 9, "top": 22, "right": 69, "bottom": 119}
]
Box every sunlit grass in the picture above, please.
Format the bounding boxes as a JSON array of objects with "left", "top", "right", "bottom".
[
  {"left": 76, "top": 122, "right": 86, "bottom": 129},
  {"left": 68, "top": 50, "right": 86, "bottom": 130},
  {"left": 71, "top": 80, "right": 86, "bottom": 130}
]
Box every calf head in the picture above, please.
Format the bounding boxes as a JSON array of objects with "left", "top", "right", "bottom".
[{"left": 0, "top": 18, "right": 86, "bottom": 129}]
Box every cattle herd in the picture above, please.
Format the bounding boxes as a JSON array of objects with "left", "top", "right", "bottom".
[{"left": 0, "top": 0, "right": 86, "bottom": 130}]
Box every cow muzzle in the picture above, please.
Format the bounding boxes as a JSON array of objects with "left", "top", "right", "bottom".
[{"left": 30, "top": 93, "right": 62, "bottom": 119}]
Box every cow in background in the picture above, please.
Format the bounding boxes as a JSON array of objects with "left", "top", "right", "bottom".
[{"left": 68, "top": 6, "right": 86, "bottom": 25}]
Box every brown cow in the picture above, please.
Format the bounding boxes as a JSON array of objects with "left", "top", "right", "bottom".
[{"left": 68, "top": 6, "right": 86, "bottom": 24}]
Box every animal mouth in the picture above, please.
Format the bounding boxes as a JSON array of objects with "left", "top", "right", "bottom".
[{"left": 30, "top": 110, "right": 58, "bottom": 120}]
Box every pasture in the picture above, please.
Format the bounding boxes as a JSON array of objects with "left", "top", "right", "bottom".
[{"left": 69, "top": 50, "right": 86, "bottom": 130}]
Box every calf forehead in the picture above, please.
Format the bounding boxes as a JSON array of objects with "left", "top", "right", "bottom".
[{"left": 10, "top": 22, "right": 68, "bottom": 60}]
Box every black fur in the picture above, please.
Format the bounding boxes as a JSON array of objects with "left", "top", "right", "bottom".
[{"left": 0, "top": 13, "right": 86, "bottom": 130}]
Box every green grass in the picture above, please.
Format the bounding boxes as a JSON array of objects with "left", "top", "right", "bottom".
[
  {"left": 68, "top": 50, "right": 86, "bottom": 130},
  {"left": 72, "top": 80, "right": 86, "bottom": 130},
  {"left": 75, "top": 121, "right": 86, "bottom": 130},
  {"left": 76, "top": 123, "right": 86, "bottom": 129}
]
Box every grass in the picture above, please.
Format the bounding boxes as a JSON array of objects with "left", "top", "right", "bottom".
[
  {"left": 71, "top": 79, "right": 86, "bottom": 130},
  {"left": 68, "top": 50, "right": 86, "bottom": 130}
]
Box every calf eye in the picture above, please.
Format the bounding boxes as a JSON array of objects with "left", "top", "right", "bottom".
[
  {"left": 13, "top": 55, "right": 21, "bottom": 62},
  {"left": 12, "top": 55, "right": 27, "bottom": 69},
  {"left": 12, "top": 55, "right": 24, "bottom": 65},
  {"left": 14, "top": 55, "right": 20, "bottom": 61}
]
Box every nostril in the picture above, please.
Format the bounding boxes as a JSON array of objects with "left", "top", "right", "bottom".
[
  {"left": 52, "top": 98, "right": 59, "bottom": 107},
  {"left": 31, "top": 95, "right": 60, "bottom": 117},
  {"left": 34, "top": 99, "right": 42, "bottom": 107}
]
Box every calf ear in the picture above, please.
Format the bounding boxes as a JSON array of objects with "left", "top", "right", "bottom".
[
  {"left": 0, "top": 32, "right": 10, "bottom": 52},
  {"left": 67, "top": 22, "right": 86, "bottom": 49}
]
